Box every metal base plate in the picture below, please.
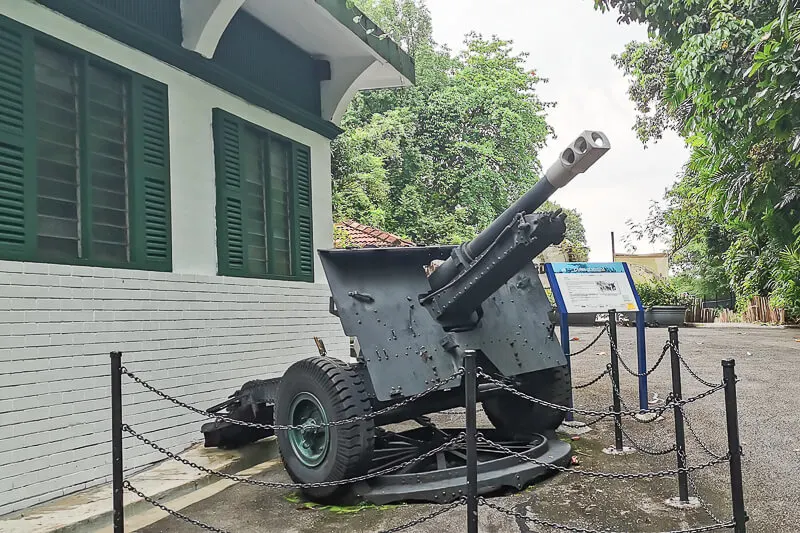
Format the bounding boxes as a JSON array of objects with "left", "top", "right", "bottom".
[
  {"left": 353, "top": 428, "right": 572, "bottom": 505},
  {"left": 602, "top": 445, "right": 636, "bottom": 455},
  {"left": 665, "top": 496, "right": 702, "bottom": 509}
]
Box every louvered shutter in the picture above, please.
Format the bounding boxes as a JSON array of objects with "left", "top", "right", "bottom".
[
  {"left": 131, "top": 76, "right": 171, "bottom": 270},
  {"left": 0, "top": 23, "right": 34, "bottom": 259},
  {"left": 87, "top": 64, "right": 129, "bottom": 263},
  {"left": 213, "top": 109, "right": 246, "bottom": 275},
  {"left": 292, "top": 143, "right": 313, "bottom": 281}
]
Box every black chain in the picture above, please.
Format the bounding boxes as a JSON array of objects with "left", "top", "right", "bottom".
[
  {"left": 608, "top": 374, "right": 673, "bottom": 426},
  {"left": 124, "top": 481, "right": 231, "bottom": 533},
  {"left": 478, "top": 371, "right": 725, "bottom": 421},
  {"left": 124, "top": 424, "right": 464, "bottom": 489},
  {"left": 608, "top": 371, "right": 633, "bottom": 413},
  {"left": 479, "top": 497, "right": 735, "bottom": 533},
  {"left": 681, "top": 408, "right": 727, "bottom": 460},
  {"left": 680, "top": 449, "right": 728, "bottom": 525},
  {"left": 562, "top": 415, "right": 607, "bottom": 428},
  {"left": 669, "top": 343, "right": 721, "bottom": 388},
  {"left": 377, "top": 498, "right": 466, "bottom": 533},
  {"left": 121, "top": 366, "right": 464, "bottom": 431},
  {"left": 477, "top": 436, "right": 729, "bottom": 480},
  {"left": 568, "top": 325, "right": 609, "bottom": 357},
  {"left": 572, "top": 365, "right": 612, "bottom": 390},
  {"left": 614, "top": 417, "right": 677, "bottom": 456},
  {"left": 607, "top": 334, "right": 670, "bottom": 378}
]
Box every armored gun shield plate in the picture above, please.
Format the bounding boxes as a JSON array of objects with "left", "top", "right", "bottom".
[{"left": 319, "top": 247, "right": 567, "bottom": 401}]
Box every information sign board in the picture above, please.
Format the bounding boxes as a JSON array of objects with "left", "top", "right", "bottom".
[
  {"left": 545, "top": 261, "right": 649, "bottom": 413},
  {"left": 548, "top": 262, "right": 641, "bottom": 314}
]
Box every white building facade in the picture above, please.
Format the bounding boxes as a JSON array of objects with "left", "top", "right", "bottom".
[{"left": 0, "top": 0, "right": 413, "bottom": 515}]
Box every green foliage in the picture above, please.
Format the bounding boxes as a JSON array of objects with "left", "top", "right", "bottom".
[
  {"left": 596, "top": 0, "right": 800, "bottom": 319},
  {"left": 333, "top": 223, "right": 354, "bottom": 248},
  {"left": 770, "top": 244, "right": 800, "bottom": 320},
  {"left": 352, "top": 0, "right": 434, "bottom": 58},
  {"left": 635, "top": 277, "right": 691, "bottom": 308},
  {"left": 333, "top": 1, "right": 589, "bottom": 250},
  {"left": 283, "top": 492, "right": 400, "bottom": 513}
]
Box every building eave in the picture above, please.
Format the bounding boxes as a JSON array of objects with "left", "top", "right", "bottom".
[
  {"left": 36, "top": 0, "right": 414, "bottom": 133},
  {"left": 241, "top": 0, "right": 415, "bottom": 124},
  {"left": 314, "top": 0, "right": 415, "bottom": 85}
]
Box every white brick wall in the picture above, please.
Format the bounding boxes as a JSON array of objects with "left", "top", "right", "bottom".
[
  {"left": 0, "top": 261, "right": 349, "bottom": 515},
  {"left": 0, "top": 2, "right": 353, "bottom": 516}
]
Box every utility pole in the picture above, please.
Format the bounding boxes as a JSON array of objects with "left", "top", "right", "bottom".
[{"left": 611, "top": 231, "right": 616, "bottom": 262}]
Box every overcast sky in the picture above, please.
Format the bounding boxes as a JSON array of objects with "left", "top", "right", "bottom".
[{"left": 425, "top": 0, "right": 689, "bottom": 261}]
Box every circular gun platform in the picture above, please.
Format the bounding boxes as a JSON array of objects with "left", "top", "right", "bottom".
[{"left": 353, "top": 427, "right": 572, "bottom": 505}]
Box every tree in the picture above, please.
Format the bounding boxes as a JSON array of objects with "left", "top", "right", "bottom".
[
  {"left": 334, "top": 1, "right": 590, "bottom": 252},
  {"left": 596, "top": 0, "right": 800, "bottom": 317},
  {"left": 352, "top": 0, "right": 434, "bottom": 59}
]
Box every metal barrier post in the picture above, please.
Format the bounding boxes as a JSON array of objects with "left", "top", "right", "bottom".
[
  {"left": 110, "top": 351, "right": 124, "bottom": 533},
  {"left": 635, "top": 310, "right": 649, "bottom": 411},
  {"left": 668, "top": 327, "right": 689, "bottom": 503},
  {"left": 560, "top": 312, "right": 574, "bottom": 422},
  {"left": 464, "top": 351, "right": 479, "bottom": 533},
  {"left": 723, "top": 359, "right": 747, "bottom": 532},
  {"left": 607, "top": 309, "right": 624, "bottom": 451}
]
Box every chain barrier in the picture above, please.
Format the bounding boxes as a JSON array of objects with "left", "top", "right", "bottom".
[
  {"left": 607, "top": 332, "right": 671, "bottom": 378},
  {"left": 124, "top": 479, "right": 463, "bottom": 533},
  {"left": 561, "top": 415, "right": 607, "bottom": 428},
  {"left": 608, "top": 373, "right": 674, "bottom": 426},
  {"left": 124, "top": 481, "right": 231, "bottom": 533},
  {"left": 121, "top": 366, "right": 464, "bottom": 432},
  {"left": 669, "top": 343, "right": 722, "bottom": 388},
  {"left": 572, "top": 365, "right": 612, "bottom": 390},
  {"left": 681, "top": 408, "right": 727, "bottom": 461},
  {"left": 479, "top": 497, "right": 736, "bottom": 533},
  {"left": 614, "top": 417, "right": 677, "bottom": 456},
  {"left": 377, "top": 498, "right": 466, "bottom": 533},
  {"left": 113, "top": 336, "right": 744, "bottom": 533},
  {"left": 477, "top": 435, "right": 729, "bottom": 480},
  {"left": 124, "top": 423, "right": 464, "bottom": 489},
  {"left": 478, "top": 371, "right": 725, "bottom": 421},
  {"left": 567, "top": 324, "right": 609, "bottom": 357},
  {"left": 680, "top": 449, "right": 728, "bottom": 525}
]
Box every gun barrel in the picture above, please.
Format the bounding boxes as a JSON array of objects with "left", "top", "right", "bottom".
[{"left": 427, "top": 130, "right": 610, "bottom": 291}]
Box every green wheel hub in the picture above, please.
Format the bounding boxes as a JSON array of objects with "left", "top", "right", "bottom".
[{"left": 288, "top": 392, "right": 330, "bottom": 467}]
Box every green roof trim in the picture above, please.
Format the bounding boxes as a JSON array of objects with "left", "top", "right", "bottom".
[
  {"left": 36, "top": 0, "right": 343, "bottom": 139},
  {"left": 315, "top": 0, "right": 416, "bottom": 84}
]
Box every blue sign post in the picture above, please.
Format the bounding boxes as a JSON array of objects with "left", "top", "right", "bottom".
[{"left": 545, "top": 262, "right": 649, "bottom": 414}]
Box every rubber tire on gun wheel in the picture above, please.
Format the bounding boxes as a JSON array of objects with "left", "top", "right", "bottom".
[
  {"left": 275, "top": 357, "right": 374, "bottom": 502},
  {"left": 481, "top": 365, "right": 571, "bottom": 438}
]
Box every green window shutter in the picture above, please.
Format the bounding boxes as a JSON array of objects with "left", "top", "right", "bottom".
[
  {"left": 131, "top": 76, "right": 171, "bottom": 270},
  {"left": 240, "top": 127, "right": 267, "bottom": 276},
  {"left": 87, "top": 64, "right": 130, "bottom": 264},
  {"left": 213, "top": 109, "right": 246, "bottom": 275},
  {"left": 34, "top": 45, "right": 81, "bottom": 261},
  {"left": 0, "top": 23, "right": 35, "bottom": 260},
  {"left": 267, "top": 137, "right": 292, "bottom": 276},
  {"left": 292, "top": 143, "right": 313, "bottom": 281}
]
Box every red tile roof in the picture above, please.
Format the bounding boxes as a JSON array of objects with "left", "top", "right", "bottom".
[{"left": 335, "top": 220, "right": 415, "bottom": 248}]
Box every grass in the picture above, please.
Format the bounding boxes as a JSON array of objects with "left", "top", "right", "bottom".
[{"left": 283, "top": 492, "right": 403, "bottom": 514}]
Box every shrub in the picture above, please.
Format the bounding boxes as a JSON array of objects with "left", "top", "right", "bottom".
[
  {"left": 636, "top": 277, "right": 691, "bottom": 308},
  {"left": 770, "top": 245, "right": 800, "bottom": 322}
]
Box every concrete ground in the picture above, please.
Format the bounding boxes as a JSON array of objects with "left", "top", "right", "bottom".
[{"left": 136, "top": 326, "right": 800, "bottom": 533}]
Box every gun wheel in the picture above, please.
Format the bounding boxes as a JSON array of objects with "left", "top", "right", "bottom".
[
  {"left": 482, "top": 366, "right": 571, "bottom": 438},
  {"left": 275, "top": 357, "right": 374, "bottom": 502}
]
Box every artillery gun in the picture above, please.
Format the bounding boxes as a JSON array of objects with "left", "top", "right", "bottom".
[{"left": 273, "top": 131, "right": 609, "bottom": 502}]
